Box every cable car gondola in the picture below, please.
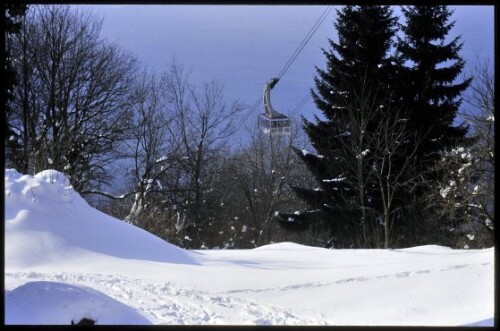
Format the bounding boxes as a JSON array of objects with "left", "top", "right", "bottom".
[{"left": 258, "top": 78, "right": 291, "bottom": 136}]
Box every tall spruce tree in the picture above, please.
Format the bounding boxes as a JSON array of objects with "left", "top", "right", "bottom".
[
  {"left": 276, "top": 5, "right": 399, "bottom": 248},
  {"left": 398, "top": 5, "right": 471, "bottom": 169},
  {"left": 396, "top": 5, "right": 472, "bottom": 240}
]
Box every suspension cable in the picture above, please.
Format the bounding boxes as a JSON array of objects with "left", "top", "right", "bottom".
[
  {"left": 276, "top": 6, "right": 333, "bottom": 80},
  {"left": 239, "top": 6, "right": 333, "bottom": 126}
]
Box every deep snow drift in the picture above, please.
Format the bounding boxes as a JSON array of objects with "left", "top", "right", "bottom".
[{"left": 4, "top": 169, "right": 495, "bottom": 325}]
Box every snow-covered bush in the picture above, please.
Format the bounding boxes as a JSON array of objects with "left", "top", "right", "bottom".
[{"left": 433, "top": 145, "right": 494, "bottom": 248}]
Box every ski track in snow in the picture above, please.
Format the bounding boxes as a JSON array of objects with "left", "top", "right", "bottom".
[
  {"left": 5, "top": 271, "right": 316, "bottom": 325},
  {"left": 6, "top": 260, "right": 491, "bottom": 325},
  {"left": 225, "top": 261, "right": 491, "bottom": 294}
]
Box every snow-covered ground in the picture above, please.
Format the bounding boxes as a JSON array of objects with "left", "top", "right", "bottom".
[{"left": 4, "top": 169, "right": 495, "bottom": 325}]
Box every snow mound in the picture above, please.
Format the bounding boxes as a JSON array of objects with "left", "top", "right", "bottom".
[
  {"left": 397, "top": 245, "right": 456, "bottom": 254},
  {"left": 5, "top": 281, "right": 151, "bottom": 325},
  {"left": 254, "top": 242, "right": 325, "bottom": 250},
  {"left": 5, "top": 169, "right": 196, "bottom": 267}
]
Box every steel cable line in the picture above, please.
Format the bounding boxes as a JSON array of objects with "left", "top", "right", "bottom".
[
  {"left": 275, "top": 5, "right": 333, "bottom": 80},
  {"left": 281, "top": 6, "right": 334, "bottom": 117},
  {"left": 239, "top": 6, "right": 333, "bottom": 125},
  {"left": 291, "top": 93, "right": 311, "bottom": 116}
]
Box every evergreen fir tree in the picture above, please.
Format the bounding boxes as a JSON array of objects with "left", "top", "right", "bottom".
[
  {"left": 276, "top": 5, "right": 399, "bottom": 248},
  {"left": 396, "top": 5, "right": 472, "bottom": 238},
  {"left": 397, "top": 5, "right": 471, "bottom": 173}
]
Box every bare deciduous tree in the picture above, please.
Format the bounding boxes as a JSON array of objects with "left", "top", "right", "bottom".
[
  {"left": 8, "top": 5, "right": 137, "bottom": 193},
  {"left": 229, "top": 119, "right": 309, "bottom": 247},
  {"left": 370, "top": 99, "right": 427, "bottom": 248},
  {"left": 463, "top": 56, "right": 494, "bottom": 241},
  {"left": 159, "top": 62, "right": 244, "bottom": 247},
  {"left": 122, "top": 70, "right": 179, "bottom": 226},
  {"left": 433, "top": 56, "right": 495, "bottom": 248}
]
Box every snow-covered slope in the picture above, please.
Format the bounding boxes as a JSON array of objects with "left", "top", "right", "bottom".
[
  {"left": 5, "top": 169, "right": 195, "bottom": 268},
  {"left": 4, "top": 169, "right": 495, "bottom": 325}
]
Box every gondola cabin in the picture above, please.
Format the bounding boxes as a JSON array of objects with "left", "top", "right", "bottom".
[
  {"left": 258, "top": 77, "right": 291, "bottom": 136},
  {"left": 258, "top": 113, "right": 291, "bottom": 136}
]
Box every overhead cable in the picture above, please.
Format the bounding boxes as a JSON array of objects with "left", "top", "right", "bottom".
[{"left": 239, "top": 6, "right": 333, "bottom": 126}]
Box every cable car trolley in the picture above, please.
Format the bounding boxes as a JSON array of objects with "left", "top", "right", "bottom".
[{"left": 258, "top": 78, "right": 291, "bottom": 136}]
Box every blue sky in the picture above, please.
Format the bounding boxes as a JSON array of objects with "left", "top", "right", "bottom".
[{"left": 81, "top": 5, "right": 494, "bottom": 132}]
